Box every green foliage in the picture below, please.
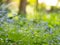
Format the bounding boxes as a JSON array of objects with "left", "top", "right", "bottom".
[
  {"left": 0, "top": 4, "right": 60, "bottom": 45},
  {"left": 0, "top": 12, "right": 60, "bottom": 45}
]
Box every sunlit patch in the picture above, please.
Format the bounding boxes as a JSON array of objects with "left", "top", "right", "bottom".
[
  {"left": 26, "top": 5, "right": 35, "bottom": 20},
  {"left": 38, "top": 0, "right": 44, "bottom": 4},
  {"left": 26, "top": 5, "right": 34, "bottom": 15},
  {"left": 12, "top": 0, "right": 20, "bottom": 5},
  {"left": 38, "top": 0, "right": 58, "bottom": 6},
  {"left": 45, "top": 6, "right": 51, "bottom": 10},
  {"left": 46, "top": 15, "right": 51, "bottom": 19},
  {"left": 44, "top": 0, "right": 58, "bottom": 6},
  {"left": 28, "top": 0, "right": 36, "bottom": 5},
  {"left": 8, "top": 2, "right": 19, "bottom": 13},
  {"left": 8, "top": 13, "right": 13, "bottom": 17},
  {"left": 57, "top": 2, "right": 60, "bottom": 8}
]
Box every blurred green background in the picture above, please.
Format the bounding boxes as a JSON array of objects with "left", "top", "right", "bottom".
[{"left": 0, "top": 0, "right": 60, "bottom": 45}]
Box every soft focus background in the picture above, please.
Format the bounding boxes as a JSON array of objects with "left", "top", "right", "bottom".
[{"left": 0, "top": 0, "right": 60, "bottom": 45}]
